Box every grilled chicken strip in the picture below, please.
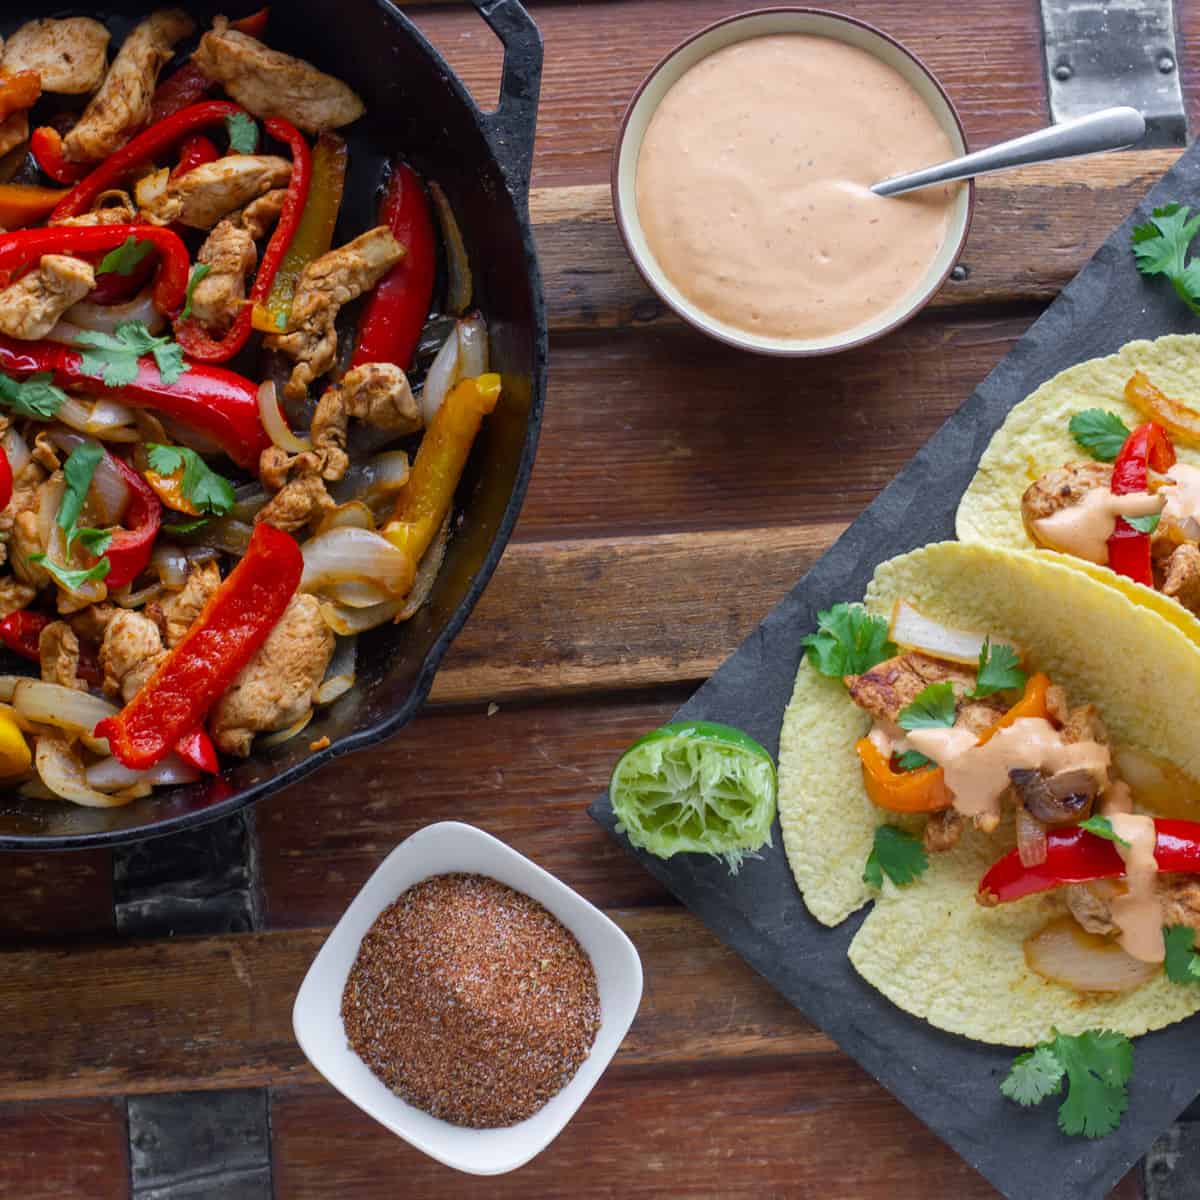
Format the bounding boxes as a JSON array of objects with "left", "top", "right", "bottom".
[
  {"left": 38, "top": 621, "right": 86, "bottom": 691},
  {"left": 1067, "top": 875, "right": 1200, "bottom": 937},
  {"left": 1021, "top": 461, "right": 1113, "bottom": 548},
  {"left": 64, "top": 9, "right": 196, "bottom": 163},
  {"left": 844, "top": 652, "right": 1002, "bottom": 728},
  {"left": 100, "top": 611, "right": 167, "bottom": 704},
  {"left": 0, "top": 254, "right": 94, "bottom": 341},
  {"left": 2, "top": 18, "right": 111, "bottom": 94},
  {"left": 140, "top": 155, "right": 292, "bottom": 229},
  {"left": 311, "top": 363, "right": 422, "bottom": 481},
  {"left": 192, "top": 17, "right": 365, "bottom": 133}
]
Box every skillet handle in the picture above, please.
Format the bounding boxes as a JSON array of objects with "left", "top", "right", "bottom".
[{"left": 470, "top": 0, "right": 543, "bottom": 207}]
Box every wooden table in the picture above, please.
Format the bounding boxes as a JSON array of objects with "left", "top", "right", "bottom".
[{"left": 3, "top": 3, "right": 1200, "bottom": 1196}]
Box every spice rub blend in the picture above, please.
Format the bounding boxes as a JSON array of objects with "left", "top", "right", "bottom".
[{"left": 342, "top": 872, "right": 601, "bottom": 1128}]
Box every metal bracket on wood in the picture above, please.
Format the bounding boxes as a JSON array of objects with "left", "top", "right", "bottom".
[{"left": 1040, "top": 0, "right": 1186, "bottom": 147}]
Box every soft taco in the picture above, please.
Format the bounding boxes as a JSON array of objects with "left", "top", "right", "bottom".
[
  {"left": 956, "top": 334, "right": 1200, "bottom": 643},
  {"left": 778, "top": 540, "right": 1200, "bottom": 1047}
]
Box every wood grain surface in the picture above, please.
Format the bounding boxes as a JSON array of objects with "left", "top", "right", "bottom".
[{"left": 0, "top": 1100, "right": 128, "bottom": 1199}]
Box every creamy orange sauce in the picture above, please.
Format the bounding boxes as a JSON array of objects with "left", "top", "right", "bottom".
[
  {"left": 1031, "top": 488, "right": 1164, "bottom": 564},
  {"left": 907, "top": 717, "right": 1109, "bottom": 825},
  {"left": 1108, "top": 812, "right": 1163, "bottom": 964},
  {"left": 635, "top": 35, "right": 958, "bottom": 340},
  {"left": 1100, "top": 780, "right": 1134, "bottom": 817},
  {"left": 1161, "top": 463, "right": 1200, "bottom": 524}
]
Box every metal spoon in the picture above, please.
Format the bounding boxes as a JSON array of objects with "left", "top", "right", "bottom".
[{"left": 871, "top": 106, "right": 1146, "bottom": 198}]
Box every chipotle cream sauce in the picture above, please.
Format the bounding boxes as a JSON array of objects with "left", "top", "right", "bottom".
[
  {"left": 1107, "top": 812, "right": 1164, "bottom": 963},
  {"left": 1162, "top": 463, "right": 1200, "bottom": 524},
  {"left": 635, "top": 35, "right": 958, "bottom": 340},
  {"left": 1031, "top": 488, "right": 1163, "bottom": 564}
]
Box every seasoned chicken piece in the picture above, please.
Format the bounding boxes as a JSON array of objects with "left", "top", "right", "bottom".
[
  {"left": 256, "top": 471, "right": 334, "bottom": 533},
  {"left": 10, "top": 468, "right": 52, "bottom": 587},
  {"left": 38, "top": 621, "right": 85, "bottom": 691},
  {"left": 192, "top": 18, "right": 365, "bottom": 133},
  {"left": 1162, "top": 875, "right": 1200, "bottom": 930},
  {"left": 64, "top": 9, "right": 196, "bottom": 163},
  {"left": 100, "top": 610, "right": 166, "bottom": 704},
  {"left": 30, "top": 431, "right": 61, "bottom": 473},
  {"left": 311, "top": 363, "right": 422, "bottom": 481},
  {"left": 1045, "top": 683, "right": 1071, "bottom": 726},
  {"left": 141, "top": 154, "right": 292, "bottom": 229},
  {"left": 240, "top": 188, "right": 287, "bottom": 239},
  {"left": 1162, "top": 542, "right": 1200, "bottom": 614},
  {"left": 0, "top": 578, "right": 36, "bottom": 618},
  {"left": 1021, "top": 461, "right": 1113, "bottom": 546},
  {"left": 1061, "top": 703, "right": 1108, "bottom": 747},
  {"left": 188, "top": 219, "right": 256, "bottom": 334},
  {"left": 3, "top": 18, "right": 111, "bottom": 94},
  {"left": 159, "top": 561, "right": 219, "bottom": 647},
  {"left": 923, "top": 808, "right": 965, "bottom": 854},
  {"left": 1, "top": 460, "right": 45, "bottom": 544},
  {"left": 67, "top": 603, "right": 118, "bottom": 643},
  {"left": 265, "top": 227, "right": 404, "bottom": 400},
  {"left": 52, "top": 190, "right": 137, "bottom": 227},
  {"left": 209, "top": 592, "right": 334, "bottom": 756},
  {"left": 1067, "top": 875, "right": 1200, "bottom": 938},
  {"left": 0, "top": 113, "right": 29, "bottom": 159},
  {"left": 957, "top": 700, "right": 1008, "bottom": 738},
  {"left": 845, "top": 652, "right": 978, "bottom": 726},
  {"left": 0, "top": 254, "right": 94, "bottom": 341},
  {"left": 258, "top": 446, "right": 321, "bottom": 492}
]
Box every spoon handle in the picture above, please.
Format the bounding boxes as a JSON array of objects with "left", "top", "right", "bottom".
[{"left": 871, "top": 106, "right": 1146, "bottom": 197}]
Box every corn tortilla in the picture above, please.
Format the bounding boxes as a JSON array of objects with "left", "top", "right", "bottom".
[{"left": 777, "top": 541, "right": 1200, "bottom": 1045}]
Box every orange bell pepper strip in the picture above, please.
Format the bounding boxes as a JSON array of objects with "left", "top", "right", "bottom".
[
  {"left": 0, "top": 71, "right": 41, "bottom": 124},
  {"left": 0, "top": 184, "right": 68, "bottom": 229},
  {"left": 856, "top": 673, "right": 1052, "bottom": 813},
  {"left": 383, "top": 373, "right": 501, "bottom": 573},
  {"left": 1125, "top": 370, "right": 1200, "bottom": 448}
]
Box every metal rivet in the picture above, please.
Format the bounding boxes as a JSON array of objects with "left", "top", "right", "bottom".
[
  {"left": 950, "top": 265, "right": 969, "bottom": 282},
  {"left": 1053, "top": 62, "right": 1072, "bottom": 81},
  {"left": 1158, "top": 53, "right": 1176, "bottom": 73}
]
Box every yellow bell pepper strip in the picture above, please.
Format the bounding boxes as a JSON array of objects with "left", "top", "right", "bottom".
[
  {"left": 144, "top": 465, "right": 199, "bottom": 516},
  {"left": 856, "top": 673, "right": 1053, "bottom": 813},
  {"left": 383, "top": 373, "right": 501, "bottom": 574},
  {"left": 0, "top": 71, "right": 40, "bottom": 125},
  {"left": 0, "top": 184, "right": 68, "bottom": 229},
  {"left": 0, "top": 707, "right": 31, "bottom": 779},
  {"left": 252, "top": 132, "right": 348, "bottom": 334}
]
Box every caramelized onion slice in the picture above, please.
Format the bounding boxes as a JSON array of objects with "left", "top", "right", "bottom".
[
  {"left": 13, "top": 680, "right": 115, "bottom": 756},
  {"left": 1024, "top": 916, "right": 1159, "bottom": 993},
  {"left": 888, "top": 599, "right": 1021, "bottom": 666}
]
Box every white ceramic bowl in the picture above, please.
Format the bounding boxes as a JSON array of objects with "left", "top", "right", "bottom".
[
  {"left": 292, "top": 821, "right": 643, "bottom": 1175},
  {"left": 611, "top": 7, "right": 974, "bottom": 356}
]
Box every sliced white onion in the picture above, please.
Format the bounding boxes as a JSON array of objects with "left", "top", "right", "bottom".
[
  {"left": 327, "top": 579, "right": 390, "bottom": 607},
  {"left": 258, "top": 709, "right": 312, "bottom": 748},
  {"left": 13, "top": 680, "right": 115, "bottom": 755},
  {"left": 2, "top": 428, "right": 29, "bottom": 477},
  {"left": 56, "top": 397, "right": 139, "bottom": 443},
  {"left": 258, "top": 380, "right": 312, "bottom": 453},
  {"left": 110, "top": 581, "right": 163, "bottom": 609},
  {"left": 421, "top": 325, "right": 459, "bottom": 426},
  {"left": 191, "top": 517, "right": 253, "bottom": 556},
  {"left": 329, "top": 451, "right": 411, "bottom": 507},
  {"left": 17, "top": 777, "right": 57, "bottom": 801},
  {"left": 316, "top": 636, "right": 356, "bottom": 705},
  {"left": 150, "top": 543, "right": 188, "bottom": 590},
  {"left": 1024, "top": 916, "right": 1159, "bottom": 993},
  {"left": 429, "top": 181, "right": 472, "bottom": 315},
  {"left": 157, "top": 416, "right": 226, "bottom": 460},
  {"left": 318, "top": 597, "right": 403, "bottom": 635},
  {"left": 65, "top": 288, "right": 163, "bottom": 336},
  {"left": 35, "top": 734, "right": 132, "bottom": 808},
  {"left": 397, "top": 512, "right": 450, "bottom": 622},
  {"left": 85, "top": 752, "right": 199, "bottom": 792},
  {"left": 457, "top": 313, "right": 488, "bottom": 379},
  {"left": 316, "top": 501, "right": 376, "bottom": 535},
  {"left": 888, "top": 599, "right": 1022, "bottom": 667},
  {"left": 0, "top": 676, "right": 25, "bottom": 701},
  {"left": 300, "top": 526, "right": 413, "bottom": 597}
]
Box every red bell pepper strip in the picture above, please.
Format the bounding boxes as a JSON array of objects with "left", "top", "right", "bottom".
[
  {"left": 102, "top": 456, "right": 161, "bottom": 590},
  {"left": 150, "top": 64, "right": 214, "bottom": 125},
  {"left": 95, "top": 522, "right": 302, "bottom": 769},
  {"left": 1106, "top": 422, "right": 1176, "bottom": 587},
  {"left": 171, "top": 134, "right": 219, "bottom": 181},
  {"left": 175, "top": 725, "right": 219, "bottom": 774},
  {"left": 0, "top": 336, "right": 268, "bottom": 470},
  {"left": 978, "top": 819, "right": 1200, "bottom": 905},
  {"left": 0, "top": 444, "right": 12, "bottom": 512},
  {"left": 51, "top": 101, "right": 246, "bottom": 222},
  {"left": 88, "top": 247, "right": 158, "bottom": 307},
  {"left": 0, "top": 611, "right": 48, "bottom": 663},
  {"left": 229, "top": 7, "right": 271, "bottom": 39},
  {"left": 0, "top": 224, "right": 190, "bottom": 317},
  {"left": 30, "top": 127, "right": 88, "bottom": 186},
  {"left": 175, "top": 117, "right": 312, "bottom": 363},
  {"left": 351, "top": 162, "right": 436, "bottom": 371}
]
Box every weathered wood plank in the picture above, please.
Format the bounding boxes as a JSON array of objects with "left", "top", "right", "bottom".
[
  {"left": 0, "top": 1099, "right": 128, "bottom": 1199},
  {"left": 0, "top": 848, "right": 113, "bottom": 944},
  {"left": 531, "top": 152, "right": 1183, "bottom": 332}
]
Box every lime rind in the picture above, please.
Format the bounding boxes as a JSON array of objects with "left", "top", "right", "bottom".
[{"left": 610, "top": 725, "right": 777, "bottom": 873}]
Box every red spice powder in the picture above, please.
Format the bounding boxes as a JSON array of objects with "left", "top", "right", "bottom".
[{"left": 341, "top": 872, "right": 601, "bottom": 1128}]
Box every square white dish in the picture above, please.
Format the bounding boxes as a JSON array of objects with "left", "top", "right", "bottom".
[{"left": 292, "top": 820, "right": 643, "bottom": 1175}]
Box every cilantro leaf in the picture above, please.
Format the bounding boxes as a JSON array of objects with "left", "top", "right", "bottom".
[
  {"left": 862, "top": 824, "right": 928, "bottom": 889},
  {"left": 1131, "top": 203, "right": 1200, "bottom": 315},
  {"left": 971, "top": 638, "right": 1026, "bottom": 698},
  {"left": 146, "top": 443, "right": 235, "bottom": 516},
  {"left": 0, "top": 372, "right": 66, "bottom": 420},
  {"left": 75, "top": 321, "right": 188, "bottom": 388},
  {"left": 897, "top": 682, "right": 957, "bottom": 732},
  {"left": 1163, "top": 924, "right": 1200, "bottom": 985},
  {"left": 58, "top": 443, "right": 104, "bottom": 550},
  {"left": 225, "top": 112, "right": 259, "bottom": 154},
  {"left": 1125, "top": 512, "right": 1161, "bottom": 534},
  {"left": 801, "top": 603, "right": 896, "bottom": 679},
  {"left": 30, "top": 552, "right": 110, "bottom": 591},
  {"left": 1001, "top": 1045, "right": 1065, "bottom": 1107},
  {"left": 1078, "top": 815, "right": 1131, "bottom": 848},
  {"left": 163, "top": 516, "right": 212, "bottom": 536},
  {"left": 180, "top": 263, "right": 212, "bottom": 321},
  {"left": 896, "top": 749, "right": 934, "bottom": 771},
  {"left": 97, "top": 235, "right": 152, "bottom": 277},
  {"left": 1001, "top": 1029, "right": 1133, "bottom": 1139},
  {"left": 1068, "top": 409, "right": 1132, "bottom": 462},
  {"left": 72, "top": 528, "right": 112, "bottom": 558}
]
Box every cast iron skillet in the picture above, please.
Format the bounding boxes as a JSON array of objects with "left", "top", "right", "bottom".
[{"left": 0, "top": 0, "right": 546, "bottom": 847}]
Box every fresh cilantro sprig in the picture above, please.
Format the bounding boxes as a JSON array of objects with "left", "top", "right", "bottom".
[
  {"left": 163, "top": 516, "right": 213, "bottom": 536},
  {"left": 1069, "top": 409, "right": 1131, "bottom": 462},
  {"left": 76, "top": 321, "right": 188, "bottom": 388},
  {"left": 1125, "top": 512, "right": 1161, "bottom": 534},
  {"left": 58, "top": 443, "right": 105, "bottom": 551},
  {"left": 225, "top": 112, "right": 259, "bottom": 154},
  {"left": 180, "top": 263, "right": 212, "bottom": 322},
  {"left": 1078, "top": 815, "right": 1131, "bottom": 848},
  {"left": 97, "top": 236, "right": 152, "bottom": 277},
  {"left": 0, "top": 372, "right": 66, "bottom": 420},
  {"left": 1132, "top": 203, "right": 1200, "bottom": 315},
  {"left": 802, "top": 603, "right": 896, "bottom": 679},
  {"left": 1001, "top": 1029, "right": 1133, "bottom": 1138},
  {"left": 1163, "top": 924, "right": 1200, "bottom": 985},
  {"left": 970, "top": 638, "right": 1026, "bottom": 698},
  {"left": 862, "top": 824, "right": 928, "bottom": 889},
  {"left": 146, "top": 444, "right": 235, "bottom": 516},
  {"left": 897, "top": 682, "right": 957, "bottom": 732},
  {"left": 896, "top": 749, "right": 934, "bottom": 771},
  {"left": 30, "top": 553, "right": 110, "bottom": 591}
]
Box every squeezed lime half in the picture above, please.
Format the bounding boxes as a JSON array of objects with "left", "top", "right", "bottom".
[{"left": 609, "top": 720, "right": 777, "bottom": 872}]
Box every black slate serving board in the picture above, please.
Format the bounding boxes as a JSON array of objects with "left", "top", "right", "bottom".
[{"left": 589, "top": 141, "right": 1200, "bottom": 1200}]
